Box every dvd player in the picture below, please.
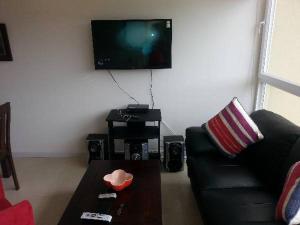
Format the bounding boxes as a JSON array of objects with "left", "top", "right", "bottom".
[{"left": 127, "top": 104, "right": 149, "bottom": 113}]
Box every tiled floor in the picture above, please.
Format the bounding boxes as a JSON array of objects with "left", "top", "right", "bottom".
[{"left": 3, "top": 158, "right": 203, "bottom": 225}]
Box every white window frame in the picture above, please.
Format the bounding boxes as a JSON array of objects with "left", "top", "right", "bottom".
[{"left": 255, "top": 0, "right": 300, "bottom": 110}]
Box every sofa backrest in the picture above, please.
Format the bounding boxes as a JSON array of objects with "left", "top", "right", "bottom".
[{"left": 244, "top": 110, "right": 300, "bottom": 195}]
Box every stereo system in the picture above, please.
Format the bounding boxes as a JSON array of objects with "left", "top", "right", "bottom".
[
  {"left": 86, "top": 134, "right": 108, "bottom": 163},
  {"left": 124, "top": 139, "right": 149, "bottom": 160},
  {"left": 163, "top": 135, "right": 185, "bottom": 172}
]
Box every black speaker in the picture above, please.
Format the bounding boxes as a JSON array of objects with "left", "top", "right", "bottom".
[
  {"left": 163, "top": 136, "right": 185, "bottom": 172},
  {"left": 86, "top": 134, "right": 108, "bottom": 163},
  {"left": 124, "top": 139, "right": 149, "bottom": 160}
]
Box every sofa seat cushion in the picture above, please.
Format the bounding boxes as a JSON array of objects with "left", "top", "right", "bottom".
[
  {"left": 199, "top": 188, "right": 277, "bottom": 225},
  {"left": 188, "top": 152, "right": 263, "bottom": 191}
]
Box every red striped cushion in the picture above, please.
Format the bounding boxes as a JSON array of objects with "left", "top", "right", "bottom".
[
  {"left": 205, "top": 98, "right": 264, "bottom": 157},
  {"left": 276, "top": 162, "right": 300, "bottom": 225}
]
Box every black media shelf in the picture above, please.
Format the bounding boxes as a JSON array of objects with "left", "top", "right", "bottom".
[
  {"left": 106, "top": 109, "right": 161, "bottom": 159},
  {"left": 111, "top": 126, "right": 160, "bottom": 139}
]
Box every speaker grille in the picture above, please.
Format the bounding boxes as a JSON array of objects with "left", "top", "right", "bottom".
[{"left": 164, "top": 136, "right": 184, "bottom": 172}]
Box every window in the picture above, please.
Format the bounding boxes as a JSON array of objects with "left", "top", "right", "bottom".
[{"left": 256, "top": 0, "right": 300, "bottom": 125}]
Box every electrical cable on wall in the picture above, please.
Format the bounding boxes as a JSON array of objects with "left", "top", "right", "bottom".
[
  {"left": 162, "top": 120, "right": 176, "bottom": 135},
  {"left": 108, "top": 69, "right": 176, "bottom": 135},
  {"left": 149, "top": 70, "right": 175, "bottom": 135},
  {"left": 150, "top": 69, "right": 155, "bottom": 109},
  {"left": 107, "top": 70, "right": 139, "bottom": 104}
]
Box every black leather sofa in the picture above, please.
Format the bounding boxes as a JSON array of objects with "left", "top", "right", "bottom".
[{"left": 186, "top": 110, "right": 300, "bottom": 225}]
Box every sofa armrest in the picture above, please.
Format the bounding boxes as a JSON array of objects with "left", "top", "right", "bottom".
[
  {"left": 0, "top": 200, "right": 35, "bottom": 225},
  {"left": 185, "top": 126, "right": 216, "bottom": 157}
]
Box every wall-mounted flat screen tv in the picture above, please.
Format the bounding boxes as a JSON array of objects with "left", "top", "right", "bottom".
[{"left": 91, "top": 19, "right": 172, "bottom": 69}]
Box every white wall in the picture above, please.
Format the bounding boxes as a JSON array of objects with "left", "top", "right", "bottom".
[{"left": 0, "top": 0, "right": 264, "bottom": 157}]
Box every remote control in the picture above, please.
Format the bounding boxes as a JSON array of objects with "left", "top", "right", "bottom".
[
  {"left": 81, "top": 212, "right": 112, "bottom": 222},
  {"left": 98, "top": 193, "right": 117, "bottom": 199}
]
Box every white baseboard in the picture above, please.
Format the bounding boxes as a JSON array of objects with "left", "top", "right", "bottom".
[{"left": 12, "top": 151, "right": 86, "bottom": 158}]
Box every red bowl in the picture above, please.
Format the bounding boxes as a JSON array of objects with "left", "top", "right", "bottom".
[{"left": 103, "top": 169, "right": 133, "bottom": 191}]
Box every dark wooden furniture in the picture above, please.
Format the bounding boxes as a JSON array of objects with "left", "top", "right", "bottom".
[
  {"left": 0, "top": 102, "right": 19, "bottom": 190},
  {"left": 0, "top": 24, "right": 13, "bottom": 61},
  {"left": 58, "top": 160, "right": 162, "bottom": 225},
  {"left": 106, "top": 109, "right": 161, "bottom": 159}
]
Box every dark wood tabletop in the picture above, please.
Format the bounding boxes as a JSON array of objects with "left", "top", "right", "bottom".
[{"left": 57, "top": 160, "right": 162, "bottom": 225}]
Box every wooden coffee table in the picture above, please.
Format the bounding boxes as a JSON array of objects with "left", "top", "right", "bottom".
[{"left": 58, "top": 160, "right": 162, "bottom": 225}]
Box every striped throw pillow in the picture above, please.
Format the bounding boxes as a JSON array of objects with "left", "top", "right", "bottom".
[
  {"left": 276, "top": 162, "right": 300, "bottom": 225},
  {"left": 205, "top": 98, "right": 264, "bottom": 157}
]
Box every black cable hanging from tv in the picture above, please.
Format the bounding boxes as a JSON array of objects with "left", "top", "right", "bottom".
[
  {"left": 107, "top": 70, "right": 139, "bottom": 104},
  {"left": 150, "top": 69, "right": 155, "bottom": 109}
]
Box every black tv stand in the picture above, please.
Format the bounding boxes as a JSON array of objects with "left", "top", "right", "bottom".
[{"left": 106, "top": 109, "right": 161, "bottom": 159}]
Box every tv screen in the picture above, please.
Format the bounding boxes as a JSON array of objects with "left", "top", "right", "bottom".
[{"left": 91, "top": 19, "right": 172, "bottom": 70}]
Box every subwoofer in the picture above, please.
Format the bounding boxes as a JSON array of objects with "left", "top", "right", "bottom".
[
  {"left": 163, "top": 136, "right": 185, "bottom": 172},
  {"left": 86, "top": 134, "right": 108, "bottom": 163}
]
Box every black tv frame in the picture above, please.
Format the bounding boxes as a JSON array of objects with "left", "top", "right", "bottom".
[{"left": 91, "top": 19, "right": 172, "bottom": 70}]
